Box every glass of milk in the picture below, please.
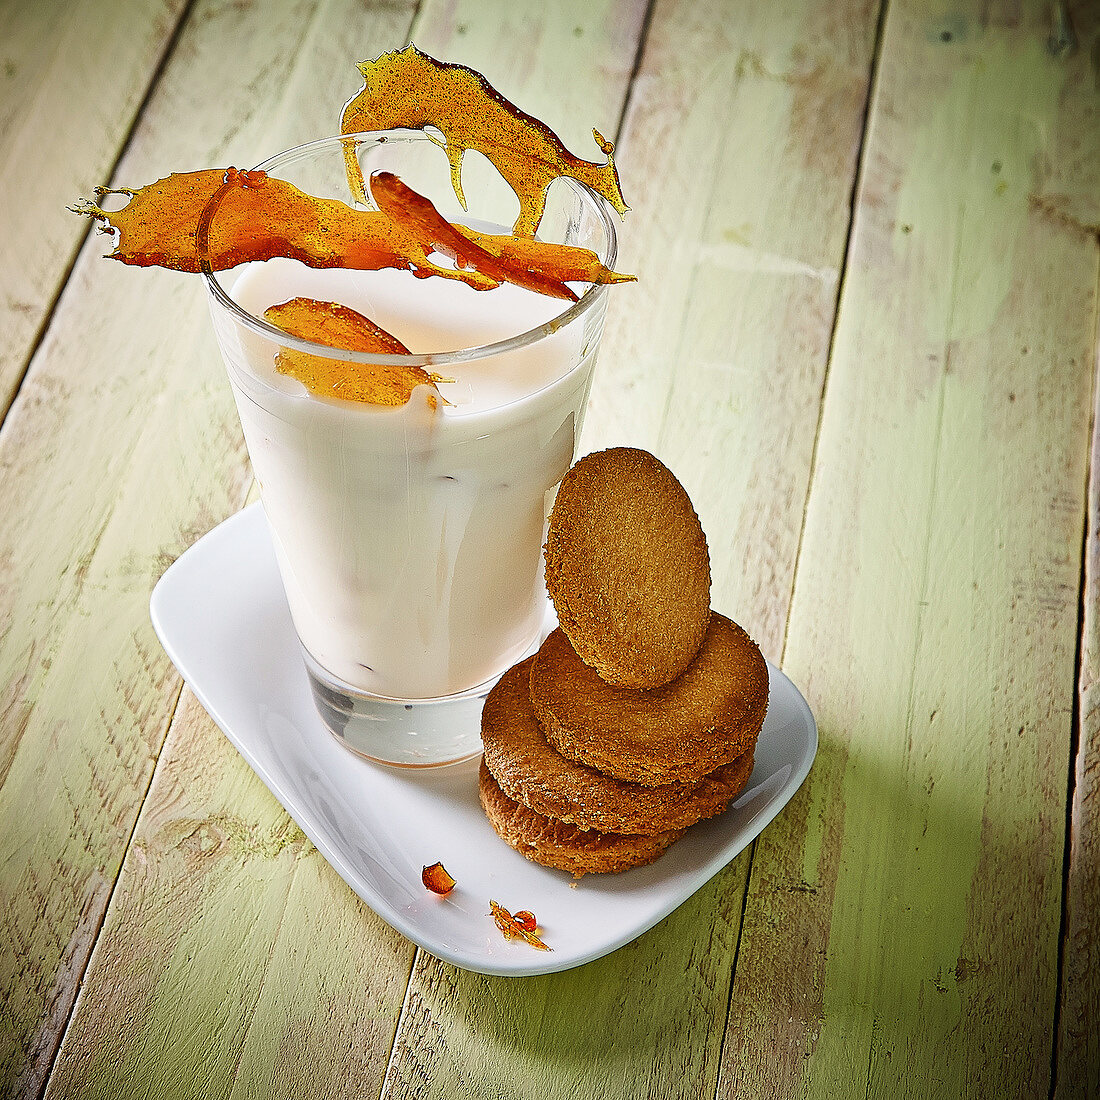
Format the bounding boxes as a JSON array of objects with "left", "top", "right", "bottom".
[{"left": 202, "top": 132, "right": 618, "bottom": 766}]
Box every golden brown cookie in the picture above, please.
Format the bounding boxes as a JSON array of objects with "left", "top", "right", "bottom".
[
  {"left": 481, "top": 657, "right": 755, "bottom": 834},
  {"left": 530, "top": 612, "right": 769, "bottom": 787},
  {"left": 478, "top": 761, "right": 683, "bottom": 876},
  {"left": 544, "top": 447, "right": 711, "bottom": 689}
]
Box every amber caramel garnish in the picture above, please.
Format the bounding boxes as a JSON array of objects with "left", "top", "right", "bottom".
[
  {"left": 72, "top": 168, "right": 629, "bottom": 297},
  {"left": 490, "top": 900, "right": 551, "bottom": 950},
  {"left": 457, "top": 226, "right": 633, "bottom": 293},
  {"left": 512, "top": 910, "right": 538, "bottom": 933},
  {"left": 341, "top": 45, "right": 628, "bottom": 236},
  {"left": 75, "top": 169, "right": 483, "bottom": 284},
  {"left": 369, "top": 172, "right": 577, "bottom": 301},
  {"left": 421, "top": 861, "right": 457, "bottom": 895},
  {"left": 72, "top": 45, "right": 634, "bottom": 398},
  {"left": 264, "top": 297, "right": 442, "bottom": 406}
]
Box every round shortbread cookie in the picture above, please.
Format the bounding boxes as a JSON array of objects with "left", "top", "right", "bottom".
[
  {"left": 478, "top": 761, "right": 683, "bottom": 876},
  {"left": 530, "top": 612, "right": 769, "bottom": 787},
  {"left": 544, "top": 447, "right": 711, "bottom": 689},
  {"left": 481, "top": 657, "right": 755, "bottom": 834}
]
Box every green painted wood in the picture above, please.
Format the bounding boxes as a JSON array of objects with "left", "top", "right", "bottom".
[
  {"left": 719, "top": 1, "right": 1099, "bottom": 1095},
  {"left": 1057, "top": 355, "right": 1100, "bottom": 1099},
  {"left": 0, "top": 0, "right": 416, "bottom": 1093},
  {"left": 0, "top": 0, "right": 188, "bottom": 416},
  {"left": 379, "top": 0, "right": 881, "bottom": 1097},
  {"left": 1053, "top": 12, "right": 1100, "bottom": 1090},
  {"left": 586, "top": 0, "right": 881, "bottom": 656},
  {"left": 44, "top": 695, "right": 415, "bottom": 1100}
]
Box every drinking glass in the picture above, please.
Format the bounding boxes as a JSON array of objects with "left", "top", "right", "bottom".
[{"left": 203, "top": 131, "right": 617, "bottom": 766}]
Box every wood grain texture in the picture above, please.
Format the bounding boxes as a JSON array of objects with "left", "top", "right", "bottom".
[
  {"left": 379, "top": 0, "right": 879, "bottom": 1097},
  {"left": 0, "top": 0, "right": 187, "bottom": 416},
  {"left": 1056, "top": 321, "right": 1100, "bottom": 1099},
  {"left": 1052, "top": 10, "right": 1100, "bottom": 1095},
  {"left": 44, "top": 692, "right": 415, "bottom": 1100},
  {"left": 720, "top": 1, "right": 1099, "bottom": 1095},
  {"left": 0, "top": 0, "right": 415, "bottom": 1093},
  {"left": 586, "top": 0, "right": 880, "bottom": 656}
]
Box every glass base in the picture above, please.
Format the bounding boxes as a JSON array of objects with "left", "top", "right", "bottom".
[{"left": 303, "top": 649, "right": 496, "bottom": 767}]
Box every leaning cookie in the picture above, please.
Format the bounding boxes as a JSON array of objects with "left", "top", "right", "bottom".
[
  {"left": 544, "top": 447, "right": 711, "bottom": 689},
  {"left": 482, "top": 657, "right": 755, "bottom": 834},
  {"left": 530, "top": 613, "right": 769, "bottom": 787},
  {"left": 478, "top": 761, "right": 683, "bottom": 876}
]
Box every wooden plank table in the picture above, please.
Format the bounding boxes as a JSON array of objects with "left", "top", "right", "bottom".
[{"left": 1, "top": 0, "right": 1097, "bottom": 1095}]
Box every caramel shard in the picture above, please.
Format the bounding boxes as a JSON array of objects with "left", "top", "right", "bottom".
[
  {"left": 490, "top": 900, "right": 551, "bottom": 950},
  {"left": 341, "top": 45, "right": 628, "bottom": 236},
  {"left": 422, "top": 862, "right": 456, "bottom": 895},
  {"left": 73, "top": 168, "right": 630, "bottom": 296},
  {"left": 73, "top": 169, "right": 489, "bottom": 287},
  {"left": 370, "top": 172, "right": 574, "bottom": 301},
  {"left": 263, "top": 297, "right": 443, "bottom": 406},
  {"left": 456, "top": 226, "right": 633, "bottom": 293},
  {"left": 512, "top": 910, "right": 538, "bottom": 933}
]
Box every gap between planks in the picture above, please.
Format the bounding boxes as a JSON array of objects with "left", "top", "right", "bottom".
[
  {"left": 1050, "top": 257, "right": 1100, "bottom": 1100},
  {"left": 717, "top": 0, "right": 890, "bottom": 1079},
  {"left": 33, "top": 680, "right": 186, "bottom": 1100},
  {"left": 12, "top": 4, "right": 200, "bottom": 1095}
]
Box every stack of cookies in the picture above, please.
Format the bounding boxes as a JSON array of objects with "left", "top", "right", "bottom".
[{"left": 478, "top": 447, "right": 769, "bottom": 876}]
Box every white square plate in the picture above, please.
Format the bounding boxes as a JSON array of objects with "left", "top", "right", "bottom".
[{"left": 150, "top": 504, "right": 817, "bottom": 976}]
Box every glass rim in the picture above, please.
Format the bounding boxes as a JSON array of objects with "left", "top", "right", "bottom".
[{"left": 199, "top": 130, "right": 619, "bottom": 369}]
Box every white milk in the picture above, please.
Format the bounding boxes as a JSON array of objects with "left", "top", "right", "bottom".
[{"left": 213, "top": 258, "right": 604, "bottom": 699}]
